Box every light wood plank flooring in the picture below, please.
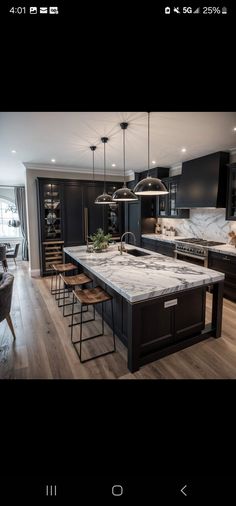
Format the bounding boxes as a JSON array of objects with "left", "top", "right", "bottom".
[{"left": 0, "top": 261, "right": 236, "bottom": 379}]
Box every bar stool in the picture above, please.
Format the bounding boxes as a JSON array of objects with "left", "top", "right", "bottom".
[
  {"left": 58, "top": 272, "right": 92, "bottom": 317},
  {"left": 70, "top": 286, "right": 116, "bottom": 363},
  {"left": 50, "top": 262, "right": 77, "bottom": 300}
]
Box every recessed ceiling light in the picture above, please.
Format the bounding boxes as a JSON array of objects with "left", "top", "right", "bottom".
[
  {"left": 233, "top": 127, "right": 236, "bottom": 132},
  {"left": 152, "top": 160, "right": 156, "bottom": 164},
  {"left": 51, "top": 158, "right": 56, "bottom": 163},
  {"left": 181, "top": 148, "right": 186, "bottom": 153},
  {"left": 11, "top": 150, "right": 16, "bottom": 154},
  {"left": 112, "top": 163, "right": 116, "bottom": 167}
]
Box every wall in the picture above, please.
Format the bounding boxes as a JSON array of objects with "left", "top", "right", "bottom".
[{"left": 25, "top": 168, "right": 124, "bottom": 276}]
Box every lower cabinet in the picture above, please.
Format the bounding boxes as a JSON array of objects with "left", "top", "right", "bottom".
[
  {"left": 141, "top": 238, "right": 175, "bottom": 257},
  {"left": 208, "top": 251, "right": 236, "bottom": 301},
  {"left": 138, "top": 286, "right": 206, "bottom": 357}
]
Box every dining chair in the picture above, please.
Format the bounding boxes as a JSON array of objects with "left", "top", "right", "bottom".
[
  {"left": 6, "top": 243, "right": 20, "bottom": 265},
  {"left": 0, "top": 244, "right": 8, "bottom": 271}
]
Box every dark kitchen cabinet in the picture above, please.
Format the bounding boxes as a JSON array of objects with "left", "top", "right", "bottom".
[
  {"left": 141, "top": 237, "right": 175, "bottom": 257},
  {"left": 208, "top": 250, "right": 236, "bottom": 301},
  {"left": 226, "top": 163, "right": 236, "bottom": 220},
  {"left": 157, "top": 176, "right": 190, "bottom": 218},
  {"left": 37, "top": 177, "right": 124, "bottom": 275},
  {"left": 176, "top": 151, "right": 230, "bottom": 209},
  {"left": 105, "top": 184, "right": 124, "bottom": 240},
  {"left": 137, "top": 286, "right": 206, "bottom": 355},
  {"left": 37, "top": 180, "right": 63, "bottom": 242},
  {"left": 125, "top": 168, "right": 170, "bottom": 243},
  {"left": 124, "top": 175, "right": 142, "bottom": 245},
  {"left": 36, "top": 180, "right": 64, "bottom": 275},
  {"left": 84, "top": 183, "right": 105, "bottom": 236},
  {"left": 125, "top": 200, "right": 141, "bottom": 246},
  {"left": 63, "top": 182, "right": 84, "bottom": 246}
]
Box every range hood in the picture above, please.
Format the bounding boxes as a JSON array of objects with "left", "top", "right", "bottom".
[{"left": 176, "top": 151, "right": 230, "bottom": 209}]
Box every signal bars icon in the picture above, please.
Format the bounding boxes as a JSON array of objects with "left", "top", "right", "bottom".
[{"left": 193, "top": 7, "right": 200, "bottom": 13}]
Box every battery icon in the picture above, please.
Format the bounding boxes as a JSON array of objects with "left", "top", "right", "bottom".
[{"left": 222, "top": 6, "right": 227, "bottom": 14}]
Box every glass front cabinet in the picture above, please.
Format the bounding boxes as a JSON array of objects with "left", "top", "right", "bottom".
[
  {"left": 226, "top": 164, "right": 236, "bottom": 220},
  {"left": 37, "top": 180, "right": 64, "bottom": 276},
  {"left": 43, "top": 182, "right": 62, "bottom": 240},
  {"left": 157, "top": 176, "right": 190, "bottom": 219}
]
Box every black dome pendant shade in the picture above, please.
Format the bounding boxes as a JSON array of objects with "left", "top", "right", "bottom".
[
  {"left": 134, "top": 112, "right": 169, "bottom": 196},
  {"left": 95, "top": 137, "right": 114, "bottom": 204},
  {"left": 134, "top": 176, "right": 169, "bottom": 195},
  {"left": 112, "top": 122, "right": 138, "bottom": 202}
]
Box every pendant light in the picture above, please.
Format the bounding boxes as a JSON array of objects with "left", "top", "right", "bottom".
[
  {"left": 95, "top": 137, "right": 114, "bottom": 204},
  {"left": 112, "top": 122, "right": 138, "bottom": 202},
  {"left": 90, "top": 145, "right": 96, "bottom": 181},
  {"left": 134, "top": 112, "right": 169, "bottom": 196}
]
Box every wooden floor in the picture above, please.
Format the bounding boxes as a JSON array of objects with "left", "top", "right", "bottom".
[{"left": 1, "top": 261, "right": 236, "bottom": 379}]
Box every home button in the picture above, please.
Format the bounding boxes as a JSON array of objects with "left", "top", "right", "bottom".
[{"left": 112, "top": 484, "right": 123, "bottom": 496}]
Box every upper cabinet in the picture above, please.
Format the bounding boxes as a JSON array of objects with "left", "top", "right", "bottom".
[
  {"left": 37, "top": 178, "right": 125, "bottom": 275},
  {"left": 106, "top": 183, "right": 125, "bottom": 239},
  {"left": 226, "top": 163, "right": 236, "bottom": 220},
  {"left": 157, "top": 176, "right": 190, "bottom": 219},
  {"left": 38, "top": 181, "right": 63, "bottom": 242},
  {"left": 176, "top": 151, "right": 230, "bottom": 209}
]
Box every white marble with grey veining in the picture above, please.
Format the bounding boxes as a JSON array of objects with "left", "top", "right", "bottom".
[
  {"left": 208, "top": 244, "right": 236, "bottom": 257},
  {"left": 64, "top": 244, "right": 224, "bottom": 303},
  {"left": 161, "top": 208, "right": 235, "bottom": 243},
  {"left": 142, "top": 234, "right": 191, "bottom": 243}
]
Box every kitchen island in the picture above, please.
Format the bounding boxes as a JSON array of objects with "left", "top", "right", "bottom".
[{"left": 64, "top": 244, "right": 224, "bottom": 372}]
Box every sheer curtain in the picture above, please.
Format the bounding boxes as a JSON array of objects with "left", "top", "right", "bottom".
[{"left": 14, "top": 186, "right": 29, "bottom": 261}]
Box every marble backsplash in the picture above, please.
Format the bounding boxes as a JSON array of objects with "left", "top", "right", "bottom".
[{"left": 160, "top": 209, "right": 236, "bottom": 243}]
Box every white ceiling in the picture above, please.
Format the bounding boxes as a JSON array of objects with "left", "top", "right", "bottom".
[{"left": 0, "top": 111, "right": 236, "bottom": 185}]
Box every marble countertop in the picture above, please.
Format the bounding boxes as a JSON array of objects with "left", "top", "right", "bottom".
[
  {"left": 64, "top": 244, "right": 224, "bottom": 304},
  {"left": 141, "top": 234, "right": 191, "bottom": 242},
  {"left": 208, "top": 243, "right": 236, "bottom": 257}
]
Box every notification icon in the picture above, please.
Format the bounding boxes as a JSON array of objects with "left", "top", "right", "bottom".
[{"left": 30, "top": 6, "right": 37, "bottom": 14}]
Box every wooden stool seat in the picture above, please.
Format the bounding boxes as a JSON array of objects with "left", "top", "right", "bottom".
[
  {"left": 70, "top": 285, "right": 116, "bottom": 363},
  {"left": 52, "top": 262, "right": 77, "bottom": 272},
  {"left": 74, "top": 286, "right": 112, "bottom": 306},
  {"left": 60, "top": 273, "right": 92, "bottom": 287},
  {"left": 50, "top": 262, "right": 78, "bottom": 299}
]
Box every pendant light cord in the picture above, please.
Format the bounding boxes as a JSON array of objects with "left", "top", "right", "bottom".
[
  {"left": 93, "top": 150, "right": 95, "bottom": 181},
  {"left": 123, "top": 128, "right": 126, "bottom": 186},
  {"left": 147, "top": 111, "right": 150, "bottom": 176},
  {"left": 104, "top": 141, "right": 106, "bottom": 193}
]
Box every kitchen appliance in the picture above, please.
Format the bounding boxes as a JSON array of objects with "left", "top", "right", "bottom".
[{"left": 174, "top": 238, "right": 225, "bottom": 267}]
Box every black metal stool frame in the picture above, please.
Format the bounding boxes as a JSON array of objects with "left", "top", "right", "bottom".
[
  {"left": 55, "top": 267, "right": 78, "bottom": 302},
  {"left": 58, "top": 274, "right": 92, "bottom": 317},
  {"left": 70, "top": 292, "right": 116, "bottom": 363},
  {"left": 50, "top": 266, "right": 77, "bottom": 301}
]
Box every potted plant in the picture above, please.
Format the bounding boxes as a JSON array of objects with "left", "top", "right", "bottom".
[{"left": 89, "top": 228, "right": 112, "bottom": 252}]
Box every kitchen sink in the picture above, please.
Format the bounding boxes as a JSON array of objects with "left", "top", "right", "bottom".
[{"left": 126, "top": 248, "right": 150, "bottom": 257}]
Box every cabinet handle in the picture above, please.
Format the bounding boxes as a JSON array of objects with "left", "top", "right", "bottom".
[{"left": 223, "top": 256, "right": 230, "bottom": 261}]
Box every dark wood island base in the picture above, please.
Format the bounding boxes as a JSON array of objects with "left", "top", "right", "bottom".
[{"left": 64, "top": 252, "right": 224, "bottom": 373}]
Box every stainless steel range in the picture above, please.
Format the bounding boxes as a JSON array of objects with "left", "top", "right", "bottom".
[{"left": 174, "top": 238, "right": 225, "bottom": 267}]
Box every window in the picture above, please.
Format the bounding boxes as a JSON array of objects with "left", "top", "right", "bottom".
[{"left": 0, "top": 198, "right": 22, "bottom": 238}]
